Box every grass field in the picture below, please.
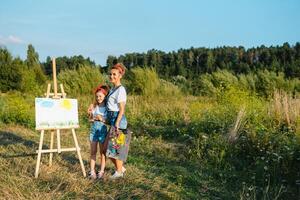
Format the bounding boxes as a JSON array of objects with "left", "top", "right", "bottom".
[
  {"left": 0, "top": 87, "right": 299, "bottom": 199},
  {"left": 0, "top": 124, "right": 229, "bottom": 199}
]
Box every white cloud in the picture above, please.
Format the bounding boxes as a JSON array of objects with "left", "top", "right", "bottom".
[
  {"left": 8, "top": 35, "right": 23, "bottom": 44},
  {"left": 0, "top": 35, "right": 24, "bottom": 45}
]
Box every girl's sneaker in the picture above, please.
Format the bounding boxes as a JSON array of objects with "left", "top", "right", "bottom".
[
  {"left": 109, "top": 171, "right": 123, "bottom": 180},
  {"left": 88, "top": 171, "right": 97, "bottom": 180},
  {"left": 97, "top": 171, "right": 105, "bottom": 179}
]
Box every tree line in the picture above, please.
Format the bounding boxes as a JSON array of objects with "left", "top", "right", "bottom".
[
  {"left": 0, "top": 44, "right": 99, "bottom": 93},
  {"left": 1, "top": 42, "right": 300, "bottom": 93},
  {"left": 107, "top": 42, "right": 300, "bottom": 79}
]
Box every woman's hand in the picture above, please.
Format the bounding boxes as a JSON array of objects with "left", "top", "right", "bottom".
[{"left": 114, "top": 121, "right": 120, "bottom": 129}]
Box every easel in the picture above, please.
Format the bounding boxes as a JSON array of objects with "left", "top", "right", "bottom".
[{"left": 35, "top": 58, "right": 86, "bottom": 178}]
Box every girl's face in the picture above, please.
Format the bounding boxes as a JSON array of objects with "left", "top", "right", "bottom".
[
  {"left": 109, "top": 68, "right": 122, "bottom": 84},
  {"left": 96, "top": 91, "right": 106, "bottom": 104}
]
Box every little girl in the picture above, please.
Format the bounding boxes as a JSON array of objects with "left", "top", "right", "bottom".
[{"left": 87, "top": 84, "right": 109, "bottom": 179}]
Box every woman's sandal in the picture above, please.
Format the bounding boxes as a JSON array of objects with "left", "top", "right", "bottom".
[
  {"left": 97, "top": 171, "right": 105, "bottom": 179},
  {"left": 122, "top": 166, "right": 126, "bottom": 173}
]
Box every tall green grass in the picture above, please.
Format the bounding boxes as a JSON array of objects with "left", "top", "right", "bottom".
[{"left": 194, "top": 69, "right": 300, "bottom": 98}]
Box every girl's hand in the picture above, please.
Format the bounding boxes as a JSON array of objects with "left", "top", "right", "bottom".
[
  {"left": 87, "top": 104, "right": 93, "bottom": 115},
  {"left": 95, "top": 115, "right": 103, "bottom": 122}
]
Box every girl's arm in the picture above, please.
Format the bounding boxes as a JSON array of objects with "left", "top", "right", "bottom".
[
  {"left": 88, "top": 104, "right": 94, "bottom": 122},
  {"left": 115, "top": 102, "right": 125, "bottom": 129},
  {"left": 87, "top": 104, "right": 94, "bottom": 115}
]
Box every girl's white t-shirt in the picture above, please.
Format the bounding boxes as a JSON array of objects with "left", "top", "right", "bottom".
[
  {"left": 107, "top": 86, "right": 127, "bottom": 111},
  {"left": 92, "top": 105, "right": 107, "bottom": 119}
]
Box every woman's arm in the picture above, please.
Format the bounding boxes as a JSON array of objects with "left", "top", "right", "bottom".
[{"left": 115, "top": 102, "right": 125, "bottom": 129}]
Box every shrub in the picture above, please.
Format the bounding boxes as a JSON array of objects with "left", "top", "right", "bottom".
[
  {"left": 193, "top": 74, "right": 218, "bottom": 96},
  {"left": 126, "top": 67, "right": 160, "bottom": 96},
  {"left": 158, "top": 79, "right": 182, "bottom": 97},
  {"left": 171, "top": 75, "right": 193, "bottom": 94},
  {"left": 211, "top": 70, "right": 239, "bottom": 88},
  {"left": 193, "top": 70, "right": 240, "bottom": 97},
  {"left": 58, "top": 66, "right": 105, "bottom": 96},
  {"left": 238, "top": 73, "right": 257, "bottom": 92},
  {"left": 126, "top": 67, "right": 182, "bottom": 98},
  {"left": 20, "top": 69, "right": 46, "bottom": 95},
  {"left": 193, "top": 69, "right": 300, "bottom": 98},
  {"left": 0, "top": 92, "right": 35, "bottom": 128}
]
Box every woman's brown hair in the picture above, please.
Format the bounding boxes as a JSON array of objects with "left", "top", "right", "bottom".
[{"left": 112, "top": 63, "right": 126, "bottom": 75}]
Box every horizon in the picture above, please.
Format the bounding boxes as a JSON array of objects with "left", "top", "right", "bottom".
[
  {"left": 1, "top": 0, "right": 299, "bottom": 65},
  {"left": 1, "top": 42, "right": 299, "bottom": 67}
]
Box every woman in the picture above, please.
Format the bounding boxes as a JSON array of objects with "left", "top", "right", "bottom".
[{"left": 104, "top": 63, "right": 131, "bottom": 179}]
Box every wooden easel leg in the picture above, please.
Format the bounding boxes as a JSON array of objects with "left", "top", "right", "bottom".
[
  {"left": 49, "top": 131, "right": 54, "bottom": 166},
  {"left": 57, "top": 129, "right": 61, "bottom": 153},
  {"left": 35, "top": 130, "right": 44, "bottom": 178},
  {"left": 71, "top": 129, "right": 86, "bottom": 177}
]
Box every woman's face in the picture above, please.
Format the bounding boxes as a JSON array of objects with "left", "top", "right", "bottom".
[
  {"left": 109, "top": 68, "right": 122, "bottom": 84},
  {"left": 96, "top": 91, "right": 106, "bottom": 104}
]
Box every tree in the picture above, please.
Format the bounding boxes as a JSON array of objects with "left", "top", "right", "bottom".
[
  {"left": 26, "top": 44, "right": 39, "bottom": 68},
  {"left": 42, "top": 56, "right": 52, "bottom": 76},
  {"left": 106, "top": 55, "right": 117, "bottom": 67},
  {"left": 0, "top": 48, "right": 22, "bottom": 91},
  {"left": 26, "top": 44, "right": 46, "bottom": 84},
  {"left": 206, "top": 50, "right": 215, "bottom": 73},
  {"left": 175, "top": 50, "right": 185, "bottom": 76},
  {"left": 295, "top": 42, "right": 300, "bottom": 59}
]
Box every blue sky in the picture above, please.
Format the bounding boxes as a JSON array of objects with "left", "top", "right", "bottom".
[{"left": 0, "top": 0, "right": 299, "bottom": 65}]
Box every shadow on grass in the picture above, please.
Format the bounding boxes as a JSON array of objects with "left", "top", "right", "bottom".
[
  {"left": 84, "top": 170, "right": 178, "bottom": 200},
  {"left": 60, "top": 153, "right": 89, "bottom": 167},
  {"left": 0, "top": 131, "right": 37, "bottom": 147},
  {"left": 0, "top": 130, "right": 42, "bottom": 158},
  {"left": 0, "top": 152, "right": 37, "bottom": 158},
  {"left": 0, "top": 131, "right": 89, "bottom": 166}
]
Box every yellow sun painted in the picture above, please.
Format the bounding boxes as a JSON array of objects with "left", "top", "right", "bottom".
[
  {"left": 60, "top": 99, "right": 72, "bottom": 110},
  {"left": 116, "top": 133, "right": 125, "bottom": 145}
]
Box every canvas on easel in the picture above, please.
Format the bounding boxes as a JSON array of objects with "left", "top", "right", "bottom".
[
  {"left": 35, "top": 98, "right": 79, "bottom": 130},
  {"left": 34, "top": 57, "right": 86, "bottom": 178}
]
